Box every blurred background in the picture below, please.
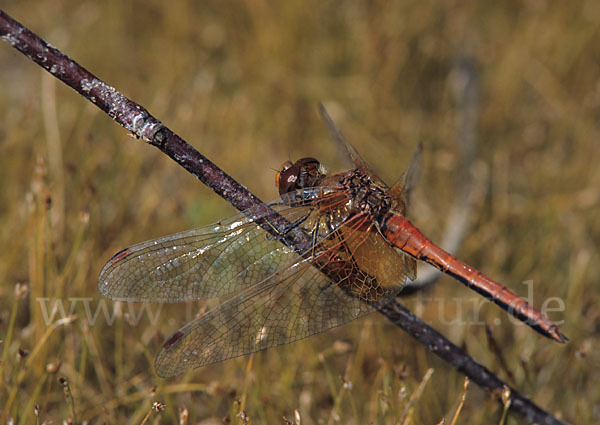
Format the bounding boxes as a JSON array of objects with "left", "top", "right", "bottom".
[{"left": 1, "top": 1, "right": 598, "bottom": 423}]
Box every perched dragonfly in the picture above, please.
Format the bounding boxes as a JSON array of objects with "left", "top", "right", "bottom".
[{"left": 98, "top": 105, "right": 566, "bottom": 378}]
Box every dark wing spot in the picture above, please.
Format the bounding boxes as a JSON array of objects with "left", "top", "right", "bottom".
[
  {"left": 163, "top": 331, "right": 185, "bottom": 349},
  {"left": 109, "top": 248, "right": 132, "bottom": 264}
]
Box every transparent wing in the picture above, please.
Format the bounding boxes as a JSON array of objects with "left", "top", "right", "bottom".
[
  {"left": 154, "top": 212, "right": 413, "bottom": 377},
  {"left": 99, "top": 183, "right": 416, "bottom": 377},
  {"left": 154, "top": 259, "right": 369, "bottom": 377},
  {"left": 319, "top": 103, "right": 389, "bottom": 189},
  {"left": 388, "top": 142, "right": 423, "bottom": 212},
  {"left": 98, "top": 189, "right": 336, "bottom": 303},
  {"left": 400, "top": 142, "right": 423, "bottom": 208}
]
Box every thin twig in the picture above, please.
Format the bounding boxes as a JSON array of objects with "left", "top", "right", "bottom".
[{"left": 0, "top": 9, "right": 568, "bottom": 425}]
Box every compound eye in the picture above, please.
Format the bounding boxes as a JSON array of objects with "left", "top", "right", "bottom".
[
  {"left": 297, "top": 157, "right": 320, "bottom": 172},
  {"left": 276, "top": 163, "right": 300, "bottom": 195},
  {"left": 296, "top": 157, "right": 324, "bottom": 189},
  {"left": 275, "top": 161, "right": 293, "bottom": 188},
  {"left": 280, "top": 160, "right": 294, "bottom": 172}
]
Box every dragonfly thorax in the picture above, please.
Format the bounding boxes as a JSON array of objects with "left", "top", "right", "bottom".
[{"left": 339, "top": 169, "right": 393, "bottom": 226}]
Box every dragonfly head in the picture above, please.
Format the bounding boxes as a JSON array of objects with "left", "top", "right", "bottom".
[{"left": 276, "top": 157, "right": 327, "bottom": 195}]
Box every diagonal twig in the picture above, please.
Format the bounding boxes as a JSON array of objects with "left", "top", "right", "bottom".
[{"left": 0, "top": 9, "right": 568, "bottom": 425}]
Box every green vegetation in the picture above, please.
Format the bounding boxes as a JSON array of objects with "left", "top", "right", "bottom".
[{"left": 1, "top": 1, "right": 597, "bottom": 423}]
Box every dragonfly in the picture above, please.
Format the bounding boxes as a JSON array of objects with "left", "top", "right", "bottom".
[{"left": 98, "top": 105, "right": 567, "bottom": 378}]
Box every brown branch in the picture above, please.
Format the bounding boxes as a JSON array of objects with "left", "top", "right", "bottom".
[{"left": 0, "top": 9, "right": 568, "bottom": 425}]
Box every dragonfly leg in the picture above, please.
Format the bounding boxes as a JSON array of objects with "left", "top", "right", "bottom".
[{"left": 264, "top": 210, "right": 313, "bottom": 242}]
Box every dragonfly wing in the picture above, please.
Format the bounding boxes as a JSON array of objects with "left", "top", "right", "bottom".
[
  {"left": 154, "top": 212, "right": 413, "bottom": 377},
  {"left": 98, "top": 187, "right": 344, "bottom": 303},
  {"left": 318, "top": 104, "right": 375, "bottom": 171},
  {"left": 154, "top": 257, "right": 373, "bottom": 377},
  {"left": 349, "top": 231, "right": 417, "bottom": 285},
  {"left": 319, "top": 104, "right": 391, "bottom": 191},
  {"left": 98, "top": 201, "right": 316, "bottom": 303},
  {"left": 388, "top": 142, "right": 423, "bottom": 213}
]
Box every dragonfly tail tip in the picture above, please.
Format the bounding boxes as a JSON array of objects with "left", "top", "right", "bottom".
[{"left": 550, "top": 327, "right": 568, "bottom": 344}]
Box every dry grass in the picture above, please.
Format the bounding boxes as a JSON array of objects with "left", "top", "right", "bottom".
[{"left": 1, "top": 1, "right": 598, "bottom": 423}]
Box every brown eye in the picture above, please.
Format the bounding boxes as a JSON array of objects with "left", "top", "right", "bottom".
[
  {"left": 297, "top": 158, "right": 320, "bottom": 173},
  {"left": 275, "top": 161, "right": 293, "bottom": 190},
  {"left": 276, "top": 157, "right": 325, "bottom": 195},
  {"left": 296, "top": 158, "right": 324, "bottom": 190},
  {"left": 277, "top": 163, "right": 300, "bottom": 195}
]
